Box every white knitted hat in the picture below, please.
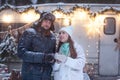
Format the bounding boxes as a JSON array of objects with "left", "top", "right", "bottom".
[{"left": 59, "top": 26, "right": 73, "bottom": 38}]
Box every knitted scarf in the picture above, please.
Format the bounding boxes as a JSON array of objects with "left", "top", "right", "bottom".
[{"left": 59, "top": 43, "right": 70, "bottom": 56}]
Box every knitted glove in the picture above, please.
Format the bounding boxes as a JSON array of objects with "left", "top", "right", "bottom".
[
  {"left": 54, "top": 53, "right": 67, "bottom": 63},
  {"left": 44, "top": 53, "right": 55, "bottom": 63}
]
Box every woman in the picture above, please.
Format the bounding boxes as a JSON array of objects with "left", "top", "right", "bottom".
[{"left": 53, "top": 26, "right": 86, "bottom": 80}]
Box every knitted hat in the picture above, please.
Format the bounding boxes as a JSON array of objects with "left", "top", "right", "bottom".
[{"left": 59, "top": 26, "right": 73, "bottom": 38}]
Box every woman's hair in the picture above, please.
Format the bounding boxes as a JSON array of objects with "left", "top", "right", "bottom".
[{"left": 56, "top": 36, "right": 77, "bottom": 59}]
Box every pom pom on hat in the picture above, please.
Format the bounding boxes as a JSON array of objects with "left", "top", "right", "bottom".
[{"left": 59, "top": 26, "right": 73, "bottom": 38}]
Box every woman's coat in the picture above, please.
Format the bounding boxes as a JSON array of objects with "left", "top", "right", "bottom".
[{"left": 53, "top": 42, "right": 86, "bottom": 80}]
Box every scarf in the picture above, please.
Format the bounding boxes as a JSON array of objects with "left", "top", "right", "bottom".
[{"left": 59, "top": 43, "right": 70, "bottom": 56}]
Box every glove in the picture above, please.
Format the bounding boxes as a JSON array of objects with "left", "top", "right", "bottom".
[
  {"left": 44, "top": 53, "right": 55, "bottom": 63},
  {"left": 54, "top": 53, "right": 67, "bottom": 63}
]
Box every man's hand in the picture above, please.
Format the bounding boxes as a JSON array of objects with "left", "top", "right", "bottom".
[{"left": 44, "top": 53, "right": 55, "bottom": 63}]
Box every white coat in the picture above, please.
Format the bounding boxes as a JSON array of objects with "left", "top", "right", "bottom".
[{"left": 53, "top": 42, "right": 86, "bottom": 80}]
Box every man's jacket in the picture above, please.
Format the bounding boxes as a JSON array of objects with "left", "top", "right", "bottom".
[{"left": 17, "top": 27, "right": 56, "bottom": 80}]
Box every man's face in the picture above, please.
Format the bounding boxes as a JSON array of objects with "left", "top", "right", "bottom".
[{"left": 41, "top": 20, "right": 52, "bottom": 30}]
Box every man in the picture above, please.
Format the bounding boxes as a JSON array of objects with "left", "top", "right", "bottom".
[{"left": 17, "top": 12, "right": 56, "bottom": 80}]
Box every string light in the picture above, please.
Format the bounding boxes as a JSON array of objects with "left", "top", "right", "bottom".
[
  {"left": 2, "top": 15, "right": 13, "bottom": 23},
  {"left": 21, "top": 9, "right": 40, "bottom": 23},
  {"left": 1, "top": 9, "right": 14, "bottom": 23}
]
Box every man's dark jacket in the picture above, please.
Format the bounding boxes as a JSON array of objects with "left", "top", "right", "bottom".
[{"left": 17, "top": 27, "right": 56, "bottom": 80}]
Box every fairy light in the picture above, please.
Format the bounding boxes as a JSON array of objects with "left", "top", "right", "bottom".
[
  {"left": 86, "top": 36, "right": 91, "bottom": 57},
  {"left": 53, "top": 11, "right": 71, "bottom": 26},
  {"left": 88, "top": 45, "right": 90, "bottom": 47},
  {"left": 86, "top": 14, "right": 105, "bottom": 37},
  {"left": 53, "top": 11, "right": 65, "bottom": 18},
  {"left": 21, "top": 9, "right": 40, "bottom": 23},
  {"left": 2, "top": 15, "right": 13, "bottom": 23},
  {"left": 73, "top": 8, "right": 89, "bottom": 21},
  {"left": 85, "top": 34, "right": 100, "bottom": 76},
  {"left": 63, "top": 18, "right": 71, "bottom": 26},
  {"left": 1, "top": 9, "right": 17, "bottom": 23},
  {"left": 70, "top": 9, "right": 103, "bottom": 76}
]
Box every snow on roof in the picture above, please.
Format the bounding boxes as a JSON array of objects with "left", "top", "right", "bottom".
[{"left": 1, "top": 3, "right": 120, "bottom": 14}]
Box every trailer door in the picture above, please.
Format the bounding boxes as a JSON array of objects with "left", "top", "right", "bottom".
[{"left": 99, "top": 16, "right": 119, "bottom": 76}]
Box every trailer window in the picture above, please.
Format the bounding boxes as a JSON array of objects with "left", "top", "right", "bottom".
[{"left": 104, "top": 17, "right": 116, "bottom": 35}]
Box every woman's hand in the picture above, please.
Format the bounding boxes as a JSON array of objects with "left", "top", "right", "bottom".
[{"left": 54, "top": 53, "right": 67, "bottom": 63}]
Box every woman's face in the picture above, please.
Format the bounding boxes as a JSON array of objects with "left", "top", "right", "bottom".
[{"left": 58, "top": 31, "right": 69, "bottom": 42}]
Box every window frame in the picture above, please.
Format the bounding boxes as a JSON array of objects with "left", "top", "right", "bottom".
[{"left": 104, "top": 17, "right": 116, "bottom": 35}]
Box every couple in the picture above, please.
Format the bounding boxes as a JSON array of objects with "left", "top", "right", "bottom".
[{"left": 17, "top": 12, "right": 86, "bottom": 80}]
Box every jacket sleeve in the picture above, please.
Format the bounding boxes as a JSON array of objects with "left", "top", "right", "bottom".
[
  {"left": 17, "top": 29, "right": 44, "bottom": 63},
  {"left": 64, "top": 43, "right": 86, "bottom": 70}
]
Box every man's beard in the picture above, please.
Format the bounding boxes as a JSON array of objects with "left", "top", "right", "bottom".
[{"left": 40, "top": 26, "right": 51, "bottom": 37}]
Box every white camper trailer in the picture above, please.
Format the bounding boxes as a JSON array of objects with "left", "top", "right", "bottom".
[{"left": 0, "top": 3, "right": 120, "bottom": 76}]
